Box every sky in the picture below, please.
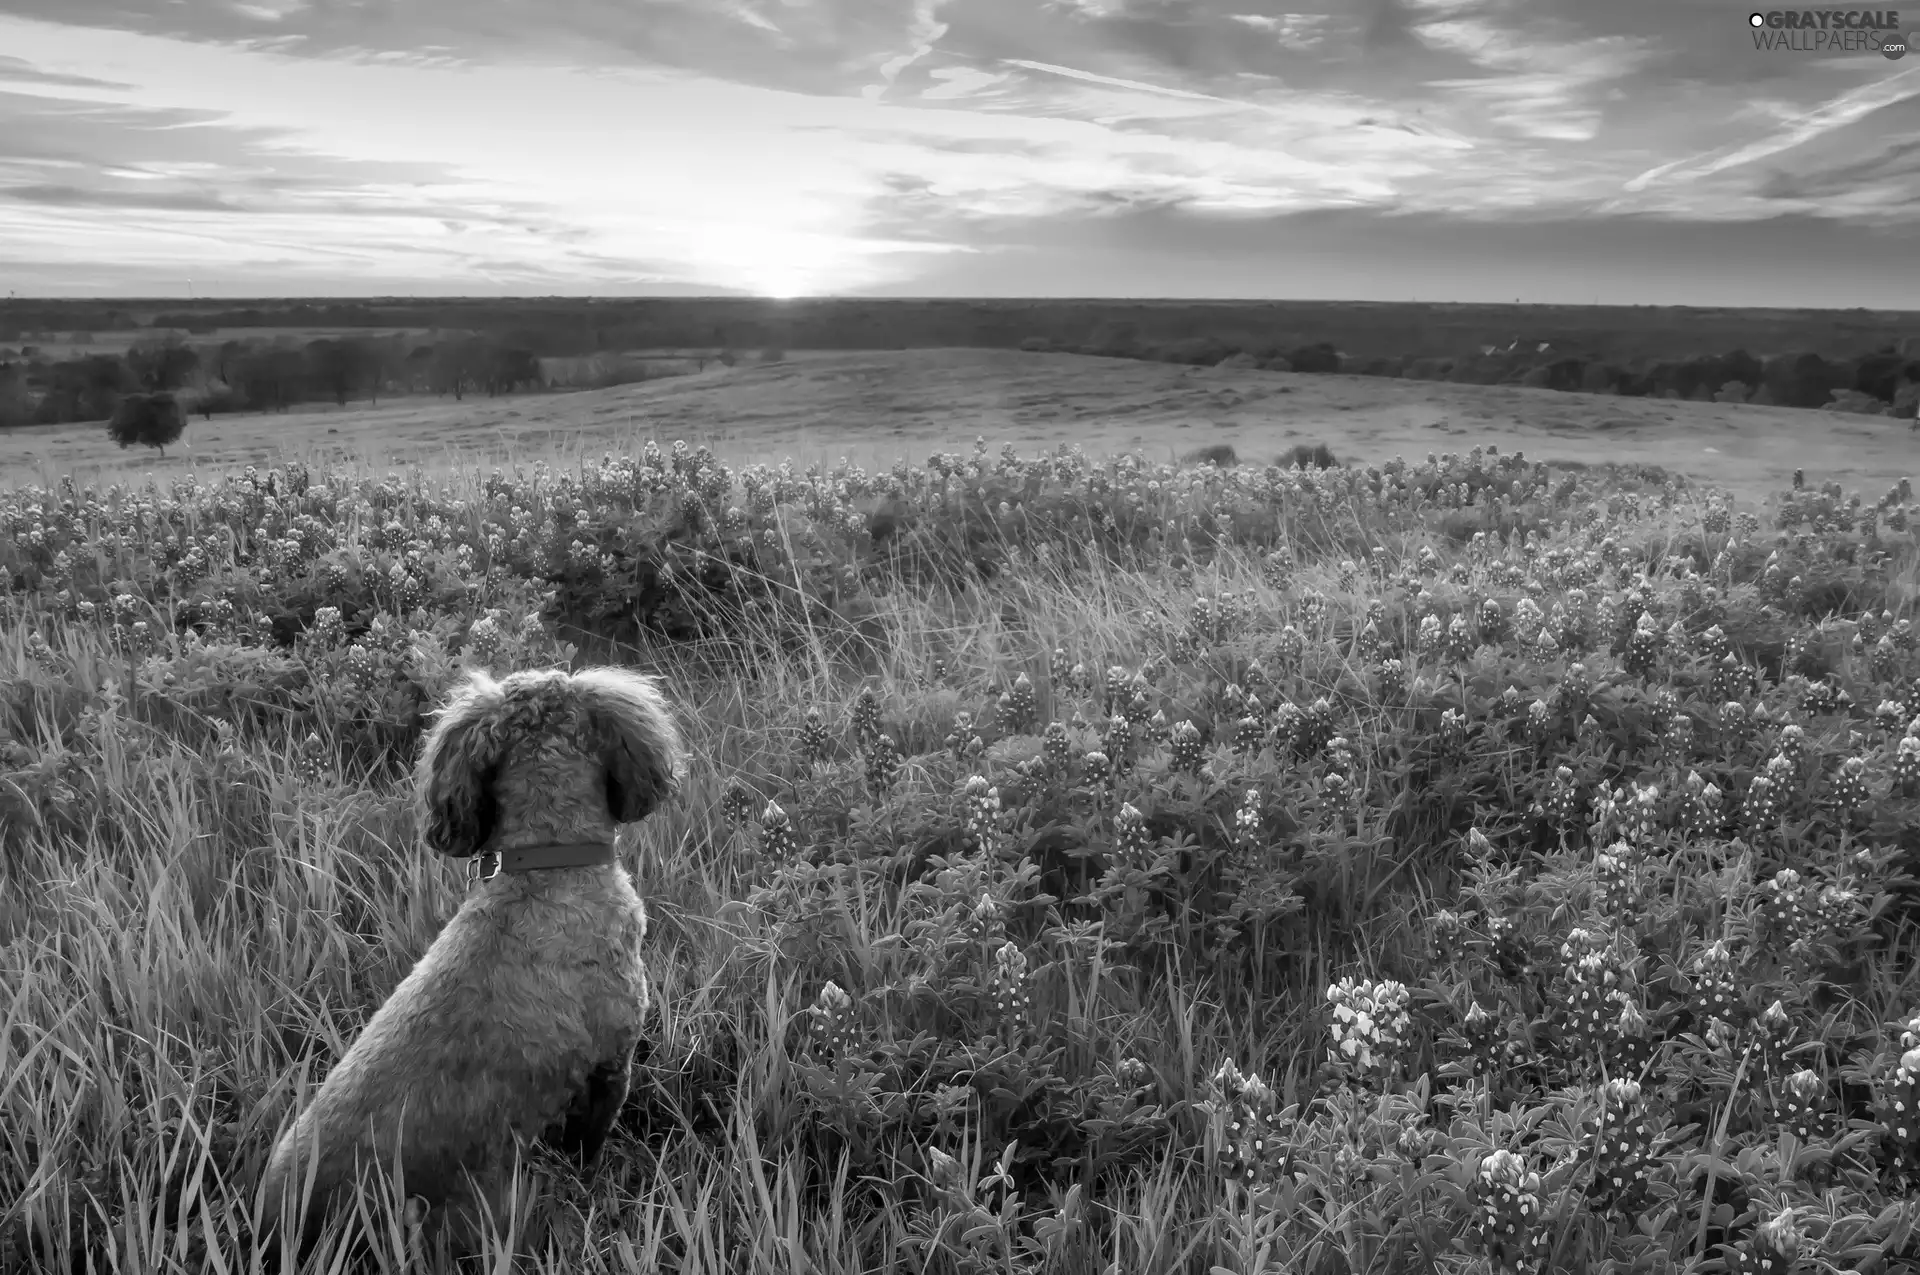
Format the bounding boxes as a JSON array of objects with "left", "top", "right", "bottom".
[{"left": 1, "top": 0, "right": 1919, "bottom": 305}]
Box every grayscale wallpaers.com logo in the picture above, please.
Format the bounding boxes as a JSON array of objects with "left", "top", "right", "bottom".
[{"left": 1748, "top": 9, "right": 1912, "bottom": 56}]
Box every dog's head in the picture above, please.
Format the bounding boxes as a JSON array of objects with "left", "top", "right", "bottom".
[{"left": 416, "top": 666, "right": 687, "bottom": 858}]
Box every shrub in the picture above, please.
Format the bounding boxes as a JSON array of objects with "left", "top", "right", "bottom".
[
  {"left": 1894, "top": 382, "right": 1920, "bottom": 419},
  {"left": 1714, "top": 379, "right": 1751, "bottom": 404},
  {"left": 1282, "top": 441, "right": 1339, "bottom": 468},
  {"left": 1579, "top": 361, "right": 1620, "bottom": 394},
  {"left": 1286, "top": 342, "right": 1341, "bottom": 374},
  {"left": 104, "top": 391, "right": 185, "bottom": 457},
  {"left": 1181, "top": 443, "right": 1238, "bottom": 467}
]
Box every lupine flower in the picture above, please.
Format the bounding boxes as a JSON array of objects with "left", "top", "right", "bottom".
[
  {"left": 1326, "top": 977, "right": 1412, "bottom": 1079},
  {"left": 1774, "top": 1069, "right": 1831, "bottom": 1140},
  {"left": 810, "top": 981, "right": 859, "bottom": 1059},
  {"left": 799, "top": 707, "right": 832, "bottom": 765},
  {"left": 1473, "top": 1150, "right": 1549, "bottom": 1274},
  {"left": 961, "top": 775, "right": 1000, "bottom": 852},
  {"left": 988, "top": 941, "right": 1031, "bottom": 1026},
  {"left": 1210, "top": 1058, "right": 1288, "bottom": 1186},
  {"left": 758, "top": 801, "right": 800, "bottom": 860},
  {"left": 1590, "top": 1078, "right": 1654, "bottom": 1214},
  {"left": 849, "top": 687, "right": 882, "bottom": 745}
]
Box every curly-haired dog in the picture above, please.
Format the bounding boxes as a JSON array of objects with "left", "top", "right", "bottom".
[{"left": 258, "top": 666, "right": 686, "bottom": 1260}]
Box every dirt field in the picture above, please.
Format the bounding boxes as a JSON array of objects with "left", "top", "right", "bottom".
[{"left": 2, "top": 348, "right": 1913, "bottom": 506}]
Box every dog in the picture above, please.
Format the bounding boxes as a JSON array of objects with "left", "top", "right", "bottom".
[{"left": 258, "top": 666, "right": 686, "bottom": 1262}]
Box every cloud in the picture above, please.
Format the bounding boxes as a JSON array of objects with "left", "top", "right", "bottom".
[
  {"left": 0, "top": 54, "right": 132, "bottom": 90},
  {"left": 1626, "top": 65, "right": 1920, "bottom": 191},
  {"left": 0, "top": 0, "right": 1912, "bottom": 298}
]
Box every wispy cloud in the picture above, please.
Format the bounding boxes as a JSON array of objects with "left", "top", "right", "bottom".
[{"left": 0, "top": 0, "right": 1913, "bottom": 301}]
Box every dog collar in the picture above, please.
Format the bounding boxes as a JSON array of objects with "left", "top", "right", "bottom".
[{"left": 464, "top": 842, "right": 618, "bottom": 887}]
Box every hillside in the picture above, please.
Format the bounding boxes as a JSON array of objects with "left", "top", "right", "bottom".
[{"left": 3, "top": 347, "right": 1912, "bottom": 504}]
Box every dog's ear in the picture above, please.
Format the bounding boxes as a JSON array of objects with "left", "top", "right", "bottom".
[
  {"left": 572, "top": 667, "right": 686, "bottom": 824},
  {"left": 416, "top": 670, "right": 509, "bottom": 857}
]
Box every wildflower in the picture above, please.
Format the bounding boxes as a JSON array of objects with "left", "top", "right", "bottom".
[
  {"left": 24, "top": 631, "right": 58, "bottom": 671},
  {"left": 849, "top": 686, "right": 882, "bottom": 746},
  {"left": 720, "top": 778, "right": 757, "bottom": 826},
  {"left": 1557, "top": 662, "right": 1592, "bottom": 714},
  {"left": 1168, "top": 720, "right": 1205, "bottom": 776},
  {"left": 1875, "top": 1042, "right": 1920, "bottom": 1146},
  {"left": 1473, "top": 1150, "right": 1550, "bottom": 1274},
  {"left": 1831, "top": 755, "right": 1871, "bottom": 811},
  {"left": 1743, "top": 1206, "right": 1803, "bottom": 1271},
  {"left": 1622, "top": 783, "right": 1659, "bottom": 845},
  {"left": 1544, "top": 766, "right": 1581, "bottom": 828},
  {"left": 988, "top": 941, "right": 1032, "bottom": 1027},
  {"left": 799, "top": 706, "right": 832, "bottom": 766},
  {"left": 1325, "top": 977, "right": 1412, "bottom": 1080},
  {"left": 1232, "top": 789, "right": 1262, "bottom": 853},
  {"left": 1230, "top": 714, "right": 1265, "bottom": 757},
  {"left": 810, "top": 981, "right": 860, "bottom": 1060},
  {"left": 1563, "top": 944, "right": 1628, "bottom": 1058},
  {"left": 1688, "top": 939, "right": 1742, "bottom": 1030},
  {"left": 1211, "top": 1058, "right": 1287, "bottom": 1186},
  {"left": 1711, "top": 655, "right": 1749, "bottom": 704},
  {"left": 1115, "top": 803, "right": 1152, "bottom": 867},
  {"left": 1100, "top": 714, "right": 1134, "bottom": 774},
  {"left": 1607, "top": 999, "right": 1656, "bottom": 1078},
  {"left": 1444, "top": 613, "right": 1475, "bottom": 663},
  {"left": 1589, "top": 1078, "right": 1654, "bottom": 1215},
  {"left": 1261, "top": 549, "right": 1292, "bottom": 590},
  {"left": 758, "top": 801, "right": 800, "bottom": 860},
  {"left": 1622, "top": 611, "right": 1662, "bottom": 678},
  {"left": 960, "top": 775, "right": 1000, "bottom": 852},
  {"left": 1376, "top": 658, "right": 1408, "bottom": 700},
  {"left": 1811, "top": 881, "right": 1860, "bottom": 936},
  {"left": 1681, "top": 774, "right": 1722, "bottom": 839},
  {"left": 1275, "top": 624, "right": 1306, "bottom": 668},
  {"left": 1594, "top": 847, "right": 1637, "bottom": 915},
  {"left": 1458, "top": 1001, "right": 1501, "bottom": 1074},
  {"left": 1480, "top": 597, "right": 1509, "bottom": 645},
  {"left": 999, "top": 672, "right": 1037, "bottom": 733},
  {"left": 1431, "top": 908, "right": 1473, "bottom": 962},
  {"left": 1773, "top": 1068, "right": 1831, "bottom": 1140},
  {"left": 863, "top": 734, "right": 901, "bottom": 793},
  {"left": 1760, "top": 870, "right": 1808, "bottom": 938},
  {"left": 943, "top": 710, "right": 982, "bottom": 763},
  {"left": 1743, "top": 774, "right": 1779, "bottom": 829}
]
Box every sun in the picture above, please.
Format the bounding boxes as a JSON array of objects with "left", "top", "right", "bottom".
[{"left": 684, "top": 224, "right": 857, "bottom": 300}]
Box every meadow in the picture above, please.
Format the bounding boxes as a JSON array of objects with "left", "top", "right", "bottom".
[
  {"left": 6, "top": 348, "right": 1915, "bottom": 506},
  {"left": 4, "top": 421, "right": 1920, "bottom": 1274}
]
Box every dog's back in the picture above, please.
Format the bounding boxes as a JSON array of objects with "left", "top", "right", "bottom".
[
  {"left": 258, "top": 865, "right": 650, "bottom": 1260},
  {"left": 257, "top": 666, "right": 684, "bottom": 1264}
]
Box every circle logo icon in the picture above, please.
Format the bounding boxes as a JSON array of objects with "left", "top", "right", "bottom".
[
  {"left": 1749, "top": 11, "right": 1766, "bottom": 26},
  {"left": 1885, "top": 35, "right": 1908, "bottom": 58}
]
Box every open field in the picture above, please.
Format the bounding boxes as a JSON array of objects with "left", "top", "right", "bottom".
[
  {"left": 6, "top": 396, "right": 1920, "bottom": 1271},
  {"left": 3, "top": 347, "right": 1913, "bottom": 504}
]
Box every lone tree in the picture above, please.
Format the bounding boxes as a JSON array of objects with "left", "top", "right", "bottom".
[{"left": 107, "top": 392, "right": 186, "bottom": 458}]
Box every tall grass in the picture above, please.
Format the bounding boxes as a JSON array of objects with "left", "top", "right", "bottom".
[{"left": 4, "top": 442, "right": 1920, "bottom": 1272}]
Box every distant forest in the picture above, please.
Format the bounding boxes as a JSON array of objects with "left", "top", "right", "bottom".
[{"left": 4, "top": 297, "right": 1919, "bottom": 428}]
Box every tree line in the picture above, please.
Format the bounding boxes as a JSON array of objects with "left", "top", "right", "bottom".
[{"left": 0, "top": 333, "right": 549, "bottom": 428}]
